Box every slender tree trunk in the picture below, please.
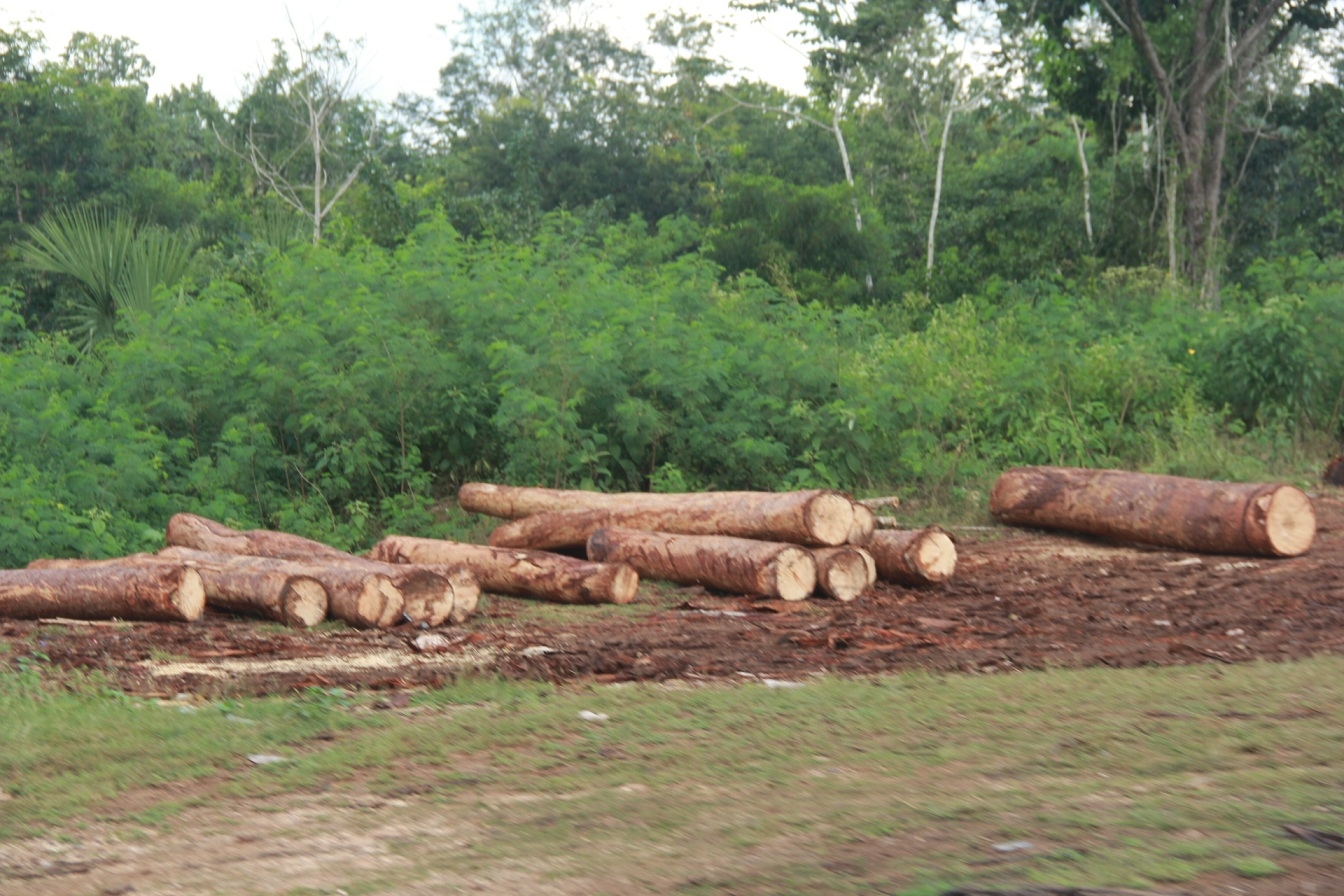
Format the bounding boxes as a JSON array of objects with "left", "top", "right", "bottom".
[
  {"left": 1070, "top": 115, "right": 1094, "bottom": 249},
  {"left": 927, "top": 93, "right": 957, "bottom": 276}
]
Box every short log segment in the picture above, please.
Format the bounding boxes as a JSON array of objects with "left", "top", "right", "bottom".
[
  {"left": 368, "top": 536, "right": 638, "bottom": 605},
  {"left": 462, "top": 484, "right": 855, "bottom": 547},
  {"left": 867, "top": 527, "right": 958, "bottom": 586},
  {"left": 32, "top": 552, "right": 328, "bottom": 629},
  {"left": 989, "top": 466, "right": 1317, "bottom": 557},
  {"left": 0, "top": 564, "right": 205, "bottom": 622},
  {"left": 587, "top": 528, "right": 817, "bottom": 601},
  {"left": 811, "top": 546, "right": 876, "bottom": 602}
]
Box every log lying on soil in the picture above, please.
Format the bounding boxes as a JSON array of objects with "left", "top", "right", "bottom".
[
  {"left": 30, "top": 553, "right": 328, "bottom": 629},
  {"left": 811, "top": 546, "right": 876, "bottom": 602},
  {"left": 847, "top": 504, "right": 876, "bottom": 545},
  {"left": 462, "top": 483, "right": 855, "bottom": 547},
  {"left": 587, "top": 527, "right": 817, "bottom": 601},
  {"left": 368, "top": 536, "right": 638, "bottom": 605},
  {"left": 0, "top": 564, "right": 205, "bottom": 622},
  {"left": 989, "top": 466, "right": 1317, "bottom": 557},
  {"left": 165, "top": 515, "right": 477, "bottom": 627},
  {"left": 867, "top": 527, "right": 958, "bottom": 586}
]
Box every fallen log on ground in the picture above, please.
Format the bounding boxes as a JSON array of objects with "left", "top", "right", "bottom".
[
  {"left": 989, "top": 466, "right": 1317, "bottom": 557},
  {"left": 847, "top": 504, "right": 876, "bottom": 545},
  {"left": 461, "top": 483, "right": 855, "bottom": 547},
  {"left": 165, "top": 514, "right": 477, "bottom": 627},
  {"left": 810, "top": 546, "right": 876, "bottom": 602},
  {"left": 0, "top": 564, "right": 205, "bottom": 622},
  {"left": 29, "top": 553, "right": 328, "bottom": 628},
  {"left": 369, "top": 536, "right": 638, "bottom": 604},
  {"left": 587, "top": 528, "right": 817, "bottom": 601},
  {"left": 867, "top": 527, "right": 958, "bottom": 586}
]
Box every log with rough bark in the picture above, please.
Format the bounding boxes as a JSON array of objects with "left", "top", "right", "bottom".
[
  {"left": 461, "top": 483, "right": 855, "bottom": 547},
  {"left": 989, "top": 466, "right": 1317, "bottom": 557},
  {"left": 847, "top": 504, "right": 876, "bottom": 545},
  {"left": 164, "top": 515, "right": 477, "bottom": 627},
  {"left": 0, "top": 564, "right": 205, "bottom": 622},
  {"left": 867, "top": 527, "right": 958, "bottom": 586},
  {"left": 811, "top": 546, "right": 876, "bottom": 602},
  {"left": 369, "top": 536, "right": 639, "bottom": 605},
  {"left": 29, "top": 552, "right": 328, "bottom": 629},
  {"left": 587, "top": 527, "right": 817, "bottom": 601}
]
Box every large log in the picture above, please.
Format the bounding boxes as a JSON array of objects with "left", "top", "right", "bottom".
[
  {"left": 0, "top": 564, "right": 205, "bottom": 622},
  {"left": 811, "top": 546, "right": 876, "bottom": 602},
  {"left": 29, "top": 552, "right": 328, "bottom": 629},
  {"left": 989, "top": 466, "right": 1316, "bottom": 557},
  {"left": 165, "top": 514, "right": 476, "bottom": 627},
  {"left": 461, "top": 484, "right": 855, "bottom": 547},
  {"left": 587, "top": 528, "right": 817, "bottom": 601},
  {"left": 867, "top": 527, "right": 958, "bottom": 586},
  {"left": 368, "top": 536, "right": 638, "bottom": 605}
]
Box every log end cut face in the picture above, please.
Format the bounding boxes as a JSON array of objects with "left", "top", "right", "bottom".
[
  {"left": 815, "top": 549, "right": 870, "bottom": 602},
  {"left": 771, "top": 547, "right": 818, "bottom": 601},
  {"left": 917, "top": 530, "right": 958, "bottom": 582},
  {"left": 285, "top": 578, "right": 329, "bottom": 628},
  {"left": 807, "top": 493, "right": 858, "bottom": 546},
  {"left": 603, "top": 564, "right": 640, "bottom": 605},
  {"left": 1259, "top": 487, "right": 1316, "bottom": 557},
  {"left": 174, "top": 568, "right": 207, "bottom": 621}
]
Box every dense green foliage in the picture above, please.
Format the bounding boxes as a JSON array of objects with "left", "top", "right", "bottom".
[{"left": 0, "top": 7, "right": 1341, "bottom": 565}]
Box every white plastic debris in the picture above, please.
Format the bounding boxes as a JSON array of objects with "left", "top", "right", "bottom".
[
  {"left": 521, "top": 645, "right": 556, "bottom": 657},
  {"left": 577, "top": 710, "right": 609, "bottom": 722},
  {"left": 247, "top": 754, "right": 287, "bottom": 765},
  {"left": 412, "top": 633, "right": 454, "bottom": 654},
  {"left": 225, "top": 714, "right": 257, "bottom": 725},
  {"left": 992, "top": 841, "right": 1034, "bottom": 853},
  {"left": 762, "top": 679, "right": 805, "bottom": 689}
]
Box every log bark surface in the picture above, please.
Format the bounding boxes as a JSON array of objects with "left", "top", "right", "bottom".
[
  {"left": 989, "top": 466, "right": 1316, "bottom": 557},
  {"left": 811, "top": 546, "right": 876, "bottom": 602},
  {"left": 587, "top": 528, "right": 817, "bottom": 601},
  {"left": 867, "top": 527, "right": 958, "bottom": 586},
  {"left": 0, "top": 565, "right": 205, "bottom": 622},
  {"left": 463, "top": 484, "right": 854, "bottom": 547},
  {"left": 166, "top": 513, "right": 353, "bottom": 562},
  {"left": 369, "top": 536, "right": 638, "bottom": 605}
]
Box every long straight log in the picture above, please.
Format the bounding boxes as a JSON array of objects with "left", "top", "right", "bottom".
[
  {"left": 368, "top": 536, "right": 638, "bottom": 605},
  {"left": 0, "top": 565, "right": 205, "bottom": 622},
  {"left": 29, "top": 553, "right": 328, "bottom": 628},
  {"left": 165, "top": 514, "right": 476, "bottom": 627},
  {"left": 462, "top": 484, "right": 855, "bottom": 547},
  {"left": 989, "top": 466, "right": 1317, "bottom": 557},
  {"left": 867, "top": 527, "right": 958, "bottom": 586},
  {"left": 811, "top": 546, "right": 876, "bottom": 602},
  {"left": 587, "top": 528, "right": 817, "bottom": 601}
]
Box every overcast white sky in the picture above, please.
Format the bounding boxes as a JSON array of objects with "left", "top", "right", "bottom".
[{"left": 8, "top": 1, "right": 811, "bottom": 103}]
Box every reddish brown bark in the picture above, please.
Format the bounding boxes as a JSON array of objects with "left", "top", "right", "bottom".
[
  {"left": 811, "top": 546, "right": 875, "bottom": 602},
  {"left": 0, "top": 564, "right": 205, "bottom": 622},
  {"left": 462, "top": 484, "right": 855, "bottom": 547},
  {"left": 867, "top": 527, "right": 958, "bottom": 586},
  {"left": 989, "top": 466, "right": 1316, "bottom": 557},
  {"left": 369, "top": 536, "right": 638, "bottom": 605},
  {"left": 587, "top": 528, "right": 817, "bottom": 601},
  {"left": 166, "top": 513, "right": 352, "bottom": 561}
]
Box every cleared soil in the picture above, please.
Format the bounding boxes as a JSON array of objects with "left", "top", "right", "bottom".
[{"left": 5, "top": 492, "right": 1343, "bottom": 695}]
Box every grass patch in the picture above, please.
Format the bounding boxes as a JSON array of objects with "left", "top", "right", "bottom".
[{"left": 3, "top": 658, "right": 1343, "bottom": 892}]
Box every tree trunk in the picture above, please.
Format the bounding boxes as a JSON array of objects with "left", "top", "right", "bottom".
[
  {"left": 369, "top": 536, "right": 638, "bottom": 605},
  {"left": 459, "top": 483, "right": 855, "bottom": 547},
  {"left": 867, "top": 527, "right": 958, "bottom": 586},
  {"left": 587, "top": 528, "right": 817, "bottom": 601},
  {"left": 30, "top": 552, "right": 328, "bottom": 629},
  {"left": 848, "top": 504, "right": 876, "bottom": 545},
  {"left": 989, "top": 466, "right": 1316, "bottom": 557},
  {"left": 0, "top": 564, "right": 205, "bottom": 622},
  {"left": 811, "top": 546, "right": 875, "bottom": 602},
  {"left": 164, "top": 514, "right": 477, "bottom": 627}
]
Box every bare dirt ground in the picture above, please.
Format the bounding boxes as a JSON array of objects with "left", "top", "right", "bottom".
[{"left": 5, "top": 492, "right": 1342, "bottom": 695}]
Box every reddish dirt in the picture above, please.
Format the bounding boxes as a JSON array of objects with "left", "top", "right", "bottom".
[{"left": 5, "top": 492, "right": 1344, "bottom": 696}]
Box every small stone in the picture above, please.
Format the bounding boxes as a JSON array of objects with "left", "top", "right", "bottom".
[{"left": 578, "top": 710, "right": 609, "bottom": 722}]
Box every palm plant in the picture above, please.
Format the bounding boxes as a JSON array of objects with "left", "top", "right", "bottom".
[{"left": 20, "top": 206, "right": 196, "bottom": 350}]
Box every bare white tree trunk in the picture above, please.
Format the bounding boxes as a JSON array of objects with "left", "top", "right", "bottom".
[
  {"left": 926, "top": 94, "right": 956, "bottom": 275},
  {"left": 1070, "top": 115, "right": 1094, "bottom": 249}
]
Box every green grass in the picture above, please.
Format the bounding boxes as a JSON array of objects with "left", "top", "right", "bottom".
[{"left": 2, "top": 658, "right": 1343, "bottom": 893}]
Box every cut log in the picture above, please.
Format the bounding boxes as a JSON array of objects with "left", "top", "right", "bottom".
[
  {"left": 867, "top": 527, "right": 958, "bottom": 586},
  {"left": 30, "top": 552, "right": 328, "bottom": 629},
  {"left": 461, "top": 484, "right": 855, "bottom": 547},
  {"left": 989, "top": 466, "right": 1317, "bottom": 557},
  {"left": 0, "top": 564, "right": 205, "bottom": 622},
  {"left": 164, "top": 514, "right": 476, "bottom": 626},
  {"left": 847, "top": 503, "right": 876, "bottom": 545},
  {"left": 368, "top": 536, "right": 638, "bottom": 605},
  {"left": 587, "top": 528, "right": 817, "bottom": 601},
  {"left": 811, "top": 546, "right": 876, "bottom": 602}
]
